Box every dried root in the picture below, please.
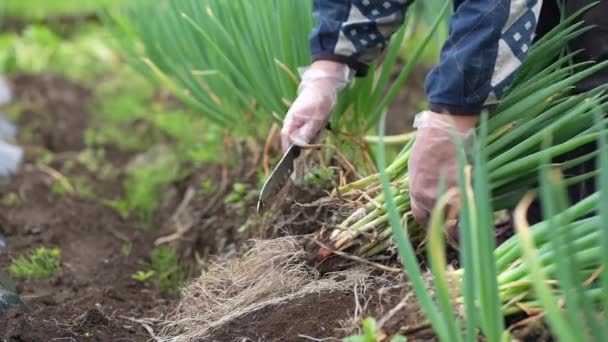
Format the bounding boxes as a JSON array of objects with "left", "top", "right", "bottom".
[{"left": 160, "top": 237, "right": 375, "bottom": 341}]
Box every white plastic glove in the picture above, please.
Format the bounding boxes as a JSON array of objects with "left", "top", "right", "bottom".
[
  {"left": 281, "top": 62, "right": 352, "bottom": 151},
  {"left": 408, "top": 111, "right": 477, "bottom": 226}
]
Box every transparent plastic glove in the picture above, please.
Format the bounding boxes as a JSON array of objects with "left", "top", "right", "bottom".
[
  {"left": 281, "top": 62, "right": 352, "bottom": 151},
  {"left": 408, "top": 111, "right": 477, "bottom": 226}
]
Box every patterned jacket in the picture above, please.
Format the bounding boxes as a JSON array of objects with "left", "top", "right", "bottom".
[{"left": 310, "top": 0, "right": 543, "bottom": 115}]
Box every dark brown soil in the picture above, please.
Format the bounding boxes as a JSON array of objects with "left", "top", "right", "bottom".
[
  {"left": 0, "top": 74, "right": 174, "bottom": 341},
  {"left": 0, "top": 170, "right": 173, "bottom": 341},
  {"left": 207, "top": 291, "right": 358, "bottom": 342},
  {"left": 9, "top": 74, "right": 91, "bottom": 153},
  {"left": 0, "top": 73, "right": 358, "bottom": 342},
  {"left": 207, "top": 280, "right": 435, "bottom": 342}
]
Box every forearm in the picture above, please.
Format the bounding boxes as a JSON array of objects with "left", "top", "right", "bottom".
[
  {"left": 310, "top": 0, "right": 413, "bottom": 77},
  {"left": 426, "top": 0, "right": 544, "bottom": 116}
]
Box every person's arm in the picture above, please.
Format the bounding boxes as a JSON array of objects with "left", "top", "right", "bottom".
[
  {"left": 281, "top": 1, "right": 413, "bottom": 149},
  {"left": 310, "top": 0, "right": 414, "bottom": 77},
  {"left": 409, "top": 0, "right": 544, "bottom": 226},
  {"left": 426, "top": 0, "right": 544, "bottom": 116}
]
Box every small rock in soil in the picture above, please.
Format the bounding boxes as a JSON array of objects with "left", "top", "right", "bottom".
[
  {"left": 0, "top": 114, "right": 18, "bottom": 141},
  {"left": 0, "top": 76, "right": 11, "bottom": 105},
  {"left": 0, "top": 141, "right": 22, "bottom": 179}
]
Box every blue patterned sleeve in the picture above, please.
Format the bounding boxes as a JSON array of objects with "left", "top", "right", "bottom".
[
  {"left": 425, "top": 0, "right": 544, "bottom": 115},
  {"left": 310, "top": 0, "right": 413, "bottom": 76}
]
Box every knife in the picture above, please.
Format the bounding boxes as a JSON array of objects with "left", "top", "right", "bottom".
[{"left": 257, "top": 144, "right": 301, "bottom": 213}]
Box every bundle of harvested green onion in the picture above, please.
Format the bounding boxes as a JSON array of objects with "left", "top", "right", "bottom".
[
  {"left": 325, "top": 14, "right": 608, "bottom": 258},
  {"left": 452, "top": 193, "right": 603, "bottom": 315}
]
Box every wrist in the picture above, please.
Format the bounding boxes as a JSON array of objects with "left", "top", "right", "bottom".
[
  {"left": 311, "top": 60, "right": 348, "bottom": 72},
  {"left": 306, "top": 61, "right": 354, "bottom": 83},
  {"left": 428, "top": 111, "right": 479, "bottom": 133}
]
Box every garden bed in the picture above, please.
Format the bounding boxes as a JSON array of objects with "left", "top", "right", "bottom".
[
  {"left": 0, "top": 68, "right": 553, "bottom": 342},
  {"left": 0, "top": 72, "right": 447, "bottom": 342}
]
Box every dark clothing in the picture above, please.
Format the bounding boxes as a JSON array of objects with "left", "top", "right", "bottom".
[
  {"left": 310, "top": 0, "right": 544, "bottom": 115},
  {"left": 524, "top": 0, "right": 608, "bottom": 226},
  {"left": 536, "top": 0, "right": 608, "bottom": 93},
  {"left": 310, "top": 0, "right": 608, "bottom": 115}
]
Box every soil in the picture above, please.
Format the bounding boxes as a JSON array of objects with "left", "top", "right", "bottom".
[
  {"left": 9, "top": 74, "right": 91, "bottom": 153},
  {"left": 207, "top": 291, "right": 359, "bottom": 342},
  {"left": 0, "top": 171, "right": 173, "bottom": 341},
  {"left": 0, "top": 74, "right": 174, "bottom": 341},
  {"left": 206, "top": 279, "right": 435, "bottom": 342}
]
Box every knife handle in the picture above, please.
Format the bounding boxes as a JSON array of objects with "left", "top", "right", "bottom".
[{"left": 292, "top": 145, "right": 301, "bottom": 158}]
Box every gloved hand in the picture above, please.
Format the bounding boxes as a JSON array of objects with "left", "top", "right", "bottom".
[
  {"left": 408, "top": 111, "right": 478, "bottom": 226},
  {"left": 281, "top": 61, "right": 352, "bottom": 151}
]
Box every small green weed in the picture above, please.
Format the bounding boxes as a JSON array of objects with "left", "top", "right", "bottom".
[
  {"left": 35, "top": 151, "right": 54, "bottom": 166},
  {"left": 9, "top": 247, "right": 62, "bottom": 279},
  {"left": 343, "top": 318, "right": 406, "bottom": 342},
  {"left": 76, "top": 148, "right": 105, "bottom": 173},
  {"left": 51, "top": 180, "right": 71, "bottom": 195},
  {"left": 224, "top": 182, "right": 257, "bottom": 216},
  {"left": 200, "top": 179, "right": 215, "bottom": 194},
  {"left": 304, "top": 166, "right": 335, "bottom": 186},
  {"left": 131, "top": 270, "right": 155, "bottom": 282},
  {"left": 224, "top": 183, "right": 248, "bottom": 204},
  {"left": 1, "top": 193, "right": 19, "bottom": 207},
  {"left": 117, "top": 146, "right": 182, "bottom": 224},
  {"left": 121, "top": 242, "right": 133, "bottom": 257},
  {"left": 133, "top": 246, "right": 186, "bottom": 292}
]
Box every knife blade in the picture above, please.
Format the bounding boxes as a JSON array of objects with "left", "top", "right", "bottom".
[{"left": 257, "top": 144, "right": 301, "bottom": 213}]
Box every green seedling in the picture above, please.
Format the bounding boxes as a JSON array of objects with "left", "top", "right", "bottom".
[
  {"left": 133, "top": 246, "right": 186, "bottom": 292},
  {"left": 9, "top": 247, "right": 61, "bottom": 279},
  {"left": 104, "top": 199, "right": 130, "bottom": 220},
  {"left": 343, "top": 318, "right": 406, "bottom": 342},
  {"left": 121, "top": 242, "right": 133, "bottom": 257},
  {"left": 72, "top": 177, "right": 98, "bottom": 198},
  {"left": 224, "top": 182, "right": 248, "bottom": 204},
  {"left": 304, "top": 166, "right": 335, "bottom": 186},
  {"left": 35, "top": 151, "right": 54, "bottom": 166},
  {"left": 1, "top": 193, "right": 19, "bottom": 207},
  {"left": 77, "top": 148, "right": 106, "bottom": 173},
  {"left": 51, "top": 180, "right": 71, "bottom": 195},
  {"left": 120, "top": 147, "right": 181, "bottom": 224},
  {"left": 200, "top": 179, "right": 215, "bottom": 194},
  {"left": 225, "top": 182, "right": 258, "bottom": 216},
  {"left": 132, "top": 270, "right": 155, "bottom": 282}
]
